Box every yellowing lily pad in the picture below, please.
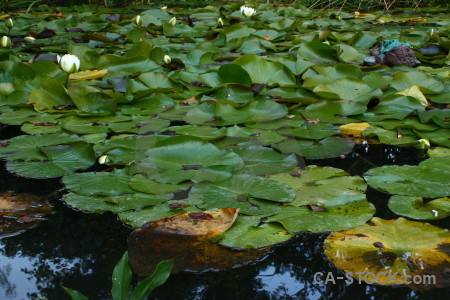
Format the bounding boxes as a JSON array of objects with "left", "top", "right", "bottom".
[
  {"left": 324, "top": 217, "right": 450, "bottom": 290},
  {"left": 69, "top": 69, "right": 108, "bottom": 81},
  {"left": 127, "top": 208, "right": 269, "bottom": 274},
  {"left": 395, "top": 84, "right": 428, "bottom": 107},
  {"left": 0, "top": 191, "right": 53, "bottom": 238}
]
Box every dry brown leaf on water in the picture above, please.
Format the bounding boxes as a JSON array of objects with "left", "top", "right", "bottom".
[
  {"left": 128, "top": 208, "right": 269, "bottom": 274},
  {"left": 0, "top": 191, "right": 53, "bottom": 238}
]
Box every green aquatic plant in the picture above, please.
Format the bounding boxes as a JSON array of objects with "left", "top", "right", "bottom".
[{"left": 62, "top": 251, "right": 173, "bottom": 300}]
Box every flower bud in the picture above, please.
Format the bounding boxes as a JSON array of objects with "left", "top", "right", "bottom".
[
  {"left": 161, "top": 6, "right": 168, "bottom": 11},
  {"left": 163, "top": 54, "right": 171, "bottom": 64},
  {"left": 6, "top": 18, "right": 14, "bottom": 29},
  {"left": 134, "top": 15, "right": 143, "bottom": 27},
  {"left": 1, "top": 36, "right": 11, "bottom": 48},
  {"left": 59, "top": 54, "right": 80, "bottom": 73},
  {"left": 415, "top": 139, "right": 430, "bottom": 150},
  {"left": 98, "top": 155, "right": 110, "bottom": 165},
  {"left": 24, "top": 36, "right": 35, "bottom": 43},
  {"left": 169, "top": 17, "right": 177, "bottom": 26},
  {"left": 217, "top": 18, "right": 224, "bottom": 27}
]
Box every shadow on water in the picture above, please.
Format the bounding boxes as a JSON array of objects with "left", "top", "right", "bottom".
[{"left": 0, "top": 139, "right": 449, "bottom": 299}]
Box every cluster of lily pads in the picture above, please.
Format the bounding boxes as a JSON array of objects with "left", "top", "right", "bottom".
[{"left": 0, "top": 2, "right": 449, "bottom": 289}]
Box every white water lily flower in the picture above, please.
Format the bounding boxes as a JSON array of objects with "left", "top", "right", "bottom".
[
  {"left": 163, "top": 54, "right": 172, "bottom": 64},
  {"left": 161, "top": 6, "right": 168, "bottom": 11},
  {"left": 1, "top": 36, "right": 11, "bottom": 48},
  {"left": 6, "top": 18, "right": 14, "bottom": 29},
  {"left": 169, "top": 17, "right": 177, "bottom": 26},
  {"left": 134, "top": 15, "right": 143, "bottom": 27},
  {"left": 240, "top": 6, "right": 256, "bottom": 18},
  {"left": 59, "top": 54, "right": 80, "bottom": 73}
]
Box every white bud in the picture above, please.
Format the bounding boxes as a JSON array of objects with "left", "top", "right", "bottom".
[
  {"left": 134, "top": 15, "right": 143, "bottom": 27},
  {"left": 168, "top": 17, "right": 177, "bottom": 26},
  {"left": 98, "top": 155, "right": 110, "bottom": 165},
  {"left": 24, "top": 36, "right": 36, "bottom": 43},
  {"left": 217, "top": 18, "right": 224, "bottom": 27},
  {"left": 59, "top": 54, "right": 80, "bottom": 73},
  {"left": 163, "top": 55, "right": 172, "bottom": 64},
  {"left": 161, "top": 6, "right": 168, "bottom": 11},
  {"left": 6, "top": 18, "right": 14, "bottom": 29},
  {"left": 57, "top": 55, "right": 61, "bottom": 63},
  {"left": 1, "top": 36, "right": 11, "bottom": 48}
]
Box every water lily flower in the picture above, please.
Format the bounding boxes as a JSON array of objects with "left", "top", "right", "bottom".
[
  {"left": 161, "top": 6, "right": 168, "bottom": 11},
  {"left": 24, "top": 36, "right": 35, "bottom": 43},
  {"left": 6, "top": 18, "right": 14, "bottom": 29},
  {"left": 240, "top": 6, "right": 256, "bottom": 18},
  {"left": 217, "top": 18, "right": 224, "bottom": 27},
  {"left": 59, "top": 54, "right": 80, "bottom": 73},
  {"left": 134, "top": 15, "right": 143, "bottom": 27},
  {"left": 163, "top": 55, "right": 172, "bottom": 64},
  {"left": 1, "top": 36, "right": 11, "bottom": 48},
  {"left": 98, "top": 155, "right": 110, "bottom": 165},
  {"left": 168, "top": 17, "right": 177, "bottom": 26}
]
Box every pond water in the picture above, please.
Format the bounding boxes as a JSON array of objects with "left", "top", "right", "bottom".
[{"left": 1, "top": 137, "right": 448, "bottom": 300}]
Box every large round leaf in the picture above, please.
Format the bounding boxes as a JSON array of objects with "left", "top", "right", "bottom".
[
  {"left": 324, "top": 218, "right": 450, "bottom": 289},
  {"left": 6, "top": 142, "right": 95, "bottom": 179},
  {"left": 135, "top": 136, "right": 244, "bottom": 184},
  {"left": 267, "top": 194, "right": 375, "bottom": 233},
  {"left": 275, "top": 137, "right": 355, "bottom": 159},
  {"left": 270, "top": 166, "right": 367, "bottom": 206},
  {"left": 388, "top": 196, "right": 450, "bottom": 220},
  {"left": 364, "top": 158, "right": 450, "bottom": 197},
  {"left": 219, "top": 216, "right": 294, "bottom": 249}
]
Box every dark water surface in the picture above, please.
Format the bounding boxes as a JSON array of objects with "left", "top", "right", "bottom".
[{"left": 0, "top": 135, "right": 449, "bottom": 299}]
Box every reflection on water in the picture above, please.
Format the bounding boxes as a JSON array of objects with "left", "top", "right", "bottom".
[{"left": 0, "top": 144, "right": 449, "bottom": 299}]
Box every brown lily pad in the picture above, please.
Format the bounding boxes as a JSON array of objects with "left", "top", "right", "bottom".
[
  {"left": 128, "top": 208, "right": 268, "bottom": 275},
  {"left": 0, "top": 191, "right": 53, "bottom": 238}
]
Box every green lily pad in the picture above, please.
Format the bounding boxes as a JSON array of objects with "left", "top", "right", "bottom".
[
  {"left": 232, "top": 54, "right": 296, "bottom": 86},
  {"left": 390, "top": 71, "right": 445, "bottom": 94},
  {"left": 313, "top": 78, "right": 382, "bottom": 104},
  {"left": 270, "top": 166, "right": 367, "bottom": 206},
  {"left": 219, "top": 216, "right": 294, "bottom": 249},
  {"left": 134, "top": 136, "right": 244, "bottom": 184},
  {"left": 233, "top": 146, "right": 297, "bottom": 175},
  {"left": 388, "top": 195, "right": 450, "bottom": 220},
  {"left": 267, "top": 194, "right": 375, "bottom": 233},
  {"left": 302, "top": 100, "right": 367, "bottom": 123},
  {"left": 363, "top": 158, "right": 450, "bottom": 197},
  {"left": 275, "top": 137, "right": 354, "bottom": 159},
  {"left": 276, "top": 123, "right": 340, "bottom": 139},
  {"left": 193, "top": 174, "right": 295, "bottom": 208},
  {"left": 63, "top": 192, "right": 171, "bottom": 213}
]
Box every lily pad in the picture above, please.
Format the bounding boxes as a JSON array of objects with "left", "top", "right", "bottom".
[
  {"left": 267, "top": 194, "right": 375, "bottom": 233},
  {"left": 219, "top": 216, "right": 294, "bottom": 249},
  {"left": 363, "top": 158, "right": 450, "bottom": 197},
  {"left": 270, "top": 166, "right": 367, "bottom": 206},
  {"left": 388, "top": 196, "right": 450, "bottom": 220},
  {"left": 134, "top": 136, "right": 244, "bottom": 184},
  {"left": 275, "top": 137, "right": 355, "bottom": 159},
  {"left": 127, "top": 208, "right": 269, "bottom": 274},
  {"left": 324, "top": 217, "right": 450, "bottom": 290}
]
